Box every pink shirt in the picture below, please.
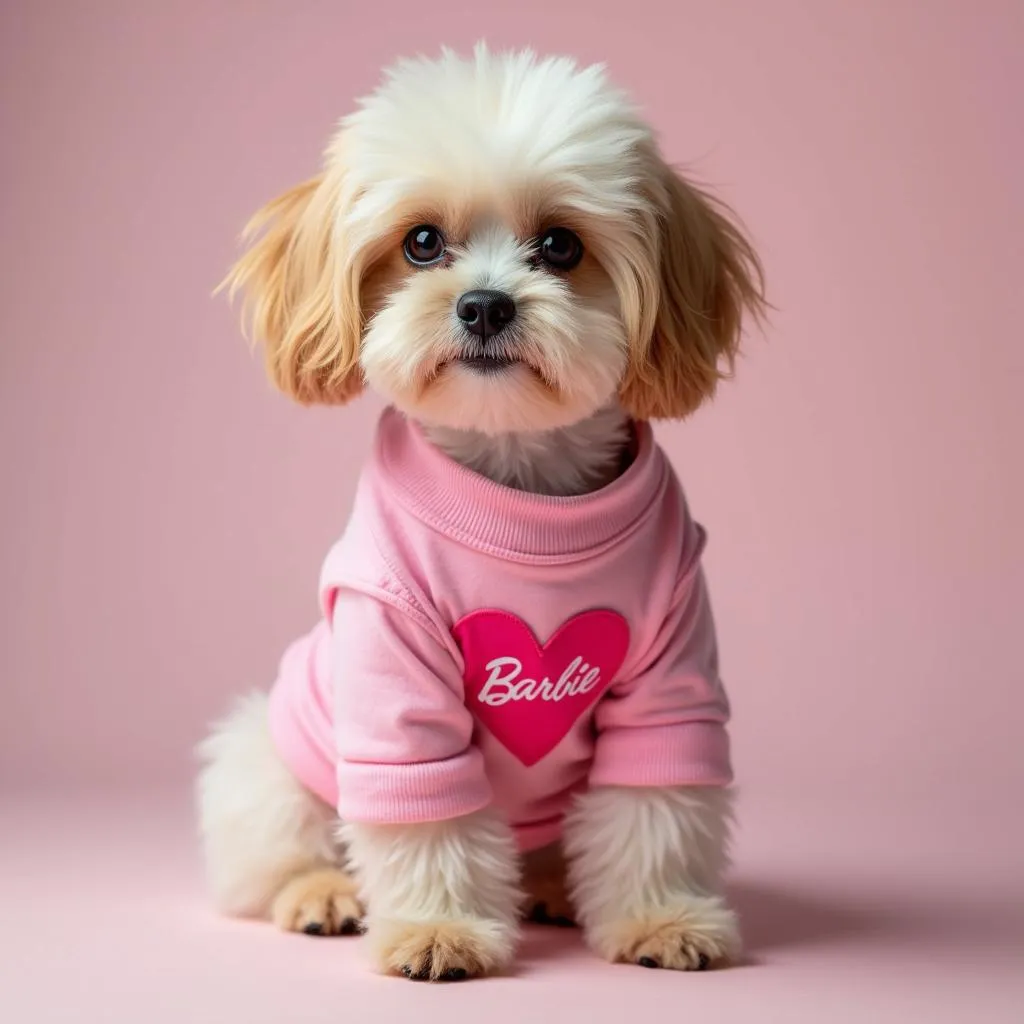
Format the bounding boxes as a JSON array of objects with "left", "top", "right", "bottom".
[{"left": 268, "top": 408, "right": 732, "bottom": 851}]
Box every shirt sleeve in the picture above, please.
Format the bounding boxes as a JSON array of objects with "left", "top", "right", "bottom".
[
  {"left": 589, "top": 558, "right": 733, "bottom": 790},
  {"left": 330, "top": 588, "right": 492, "bottom": 824}
]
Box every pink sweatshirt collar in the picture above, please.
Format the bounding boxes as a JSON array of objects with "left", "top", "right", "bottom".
[{"left": 372, "top": 409, "right": 669, "bottom": 563}]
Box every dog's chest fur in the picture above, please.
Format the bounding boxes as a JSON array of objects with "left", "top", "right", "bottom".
[{"left": 424, "top": 405, "right": 632, "bottom": 497}]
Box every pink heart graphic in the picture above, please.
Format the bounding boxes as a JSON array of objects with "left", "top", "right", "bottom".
[{"left": 452, "top": 609, "right": 630, "bottom": 767}]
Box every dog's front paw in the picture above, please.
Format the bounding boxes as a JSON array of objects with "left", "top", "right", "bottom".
[
  {"left": 367, "top": 918, "right": 516, "bottom": 981},
  {"left": 588, "top": 895, "right": 739, "bottom": 971}
]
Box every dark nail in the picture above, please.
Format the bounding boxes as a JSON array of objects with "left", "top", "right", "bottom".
[
  {"left": 442, "top": 967, "right": 468, "bottom": 981},
  {"left": 339, "top": 917, "right": 360, "bottom": 936},
  {"left": 638, "top": 956, "right": 660, "bottom": 969},
  {"left": 302, "top": 922, "right": 324, "bottom": 936},
  {"left": 697, "top": 953, "right": 710, "bottom": 971},
  {"left": 401, "top": 965, "right": 414, "bottom": 978},
  {"left": 407, "top": 950, "right": 432, "bottom": 981}
]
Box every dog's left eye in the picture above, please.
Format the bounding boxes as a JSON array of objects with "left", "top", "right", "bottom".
[
  {"left": 404, "top": 225, "right": 446, "bottom": 266},
  {"left": 538, "top": 227, "right": 583, "bottom": 271}
]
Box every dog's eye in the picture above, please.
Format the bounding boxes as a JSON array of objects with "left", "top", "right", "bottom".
[
  {"left": 538, "top": 227, "right": 583, "bottom": 271},
  {"left": 404, "top": 225, "right": 446, "bottom": 266}
]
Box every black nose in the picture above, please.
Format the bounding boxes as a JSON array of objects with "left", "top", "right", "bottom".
[{"left": 456, "top": 289, "right": 516, "bottom": 340}]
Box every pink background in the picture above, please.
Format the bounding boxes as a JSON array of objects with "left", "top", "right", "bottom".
[{"left": 1, "top": 2, "right": 1021, "bottom": 1021}]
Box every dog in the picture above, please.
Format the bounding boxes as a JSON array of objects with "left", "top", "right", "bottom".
[{"left": 198, "top": 44, "right": 765, "bottom": 981}]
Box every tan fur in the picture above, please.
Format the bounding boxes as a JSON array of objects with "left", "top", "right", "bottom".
[
  {"left": 270, "top": 867, "right": 362, "bottom": 935},
  {"left": 619, "top": 155, "right": 766, "bottom": 421},
  {"left": 587, "top": 898, "right": 740, "bottom": 970},
  {"left": 220, "top": 167, "right": 364, "bottom": 405},
  {"left": 369, "top": 919, "right": 512, "bottom": 980}
]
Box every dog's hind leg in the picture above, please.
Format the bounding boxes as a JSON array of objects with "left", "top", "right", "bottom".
[{"left": 196, "top": 691, "right": 362, "bottom": 935}]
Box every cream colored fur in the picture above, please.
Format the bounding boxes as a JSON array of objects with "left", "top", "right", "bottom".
[
  {"left": 200, "top": 45, "right": 763, "bottom": 980},
  {"left": 196, "top": 693, "right": 347, "bottom": 919},
  {"left": 424, "top": 404, "right": 631, "bottom": 496},
  {"left": 564, "top": 785, "right": 739, "bottom": 968},
  {"left": 340, "top": 812, "right": 522, "bottom": 978}
]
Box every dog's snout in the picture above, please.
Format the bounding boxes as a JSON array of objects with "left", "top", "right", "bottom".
[{"left": 456, "top": 290, "right": 516, "bottom": 340}]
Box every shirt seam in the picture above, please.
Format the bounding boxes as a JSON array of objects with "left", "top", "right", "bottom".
[{"left": 356, "top": 520, "right": 449, "bottom": 642}]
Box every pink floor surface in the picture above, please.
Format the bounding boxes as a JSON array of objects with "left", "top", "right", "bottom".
[{"left": 2, "top": 789, "right": 1020, "bottom": 1023}]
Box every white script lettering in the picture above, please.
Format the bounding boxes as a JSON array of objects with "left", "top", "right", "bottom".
[{"left": 477, "top": 655, "right": 602, "bottom": 707}]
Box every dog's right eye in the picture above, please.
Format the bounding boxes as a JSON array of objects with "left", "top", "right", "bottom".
[{"left": 403, "top": 225, "right": 446, "bottom": 266}]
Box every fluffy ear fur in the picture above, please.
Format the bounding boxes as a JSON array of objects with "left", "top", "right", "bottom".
[
  {"left": 221, "top": 169, "right": 363, "bottom": 404},
  {"left": 620, "top": 161, "right": 765, "bottom": 421}
]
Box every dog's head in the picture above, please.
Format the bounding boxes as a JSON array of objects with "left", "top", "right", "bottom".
[{"left": 225, "top": 46, "right": 764, "bottom": 434}]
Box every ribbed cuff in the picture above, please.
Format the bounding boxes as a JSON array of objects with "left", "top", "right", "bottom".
[
  {"left": 589, "top": 722, "right": 733, "bottom": 788},
  {"left": 336, "top": 750, "right": 493, "bottom": 824}
]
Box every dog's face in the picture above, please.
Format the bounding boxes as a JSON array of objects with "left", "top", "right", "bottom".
[{"left": 226, "top": 47, "right": 763, "bottom": 432}]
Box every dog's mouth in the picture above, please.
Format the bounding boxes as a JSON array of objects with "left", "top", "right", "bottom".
[
  {"left": 455, "top": 354, "right": 519, "bottom": 374},
  {"left": 428, "top": 349, "right": 558, "bottom": 399}
]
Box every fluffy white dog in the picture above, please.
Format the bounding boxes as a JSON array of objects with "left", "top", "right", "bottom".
[{"left": 198, "top": 45, "right": 764, "bottom": 981}]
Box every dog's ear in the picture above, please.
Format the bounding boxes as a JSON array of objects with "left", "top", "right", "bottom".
[
  {"left": 221, "top": 168, "right": 363, "bottom": 405},
  {"left": 619, "top": 160, "right": 765, "bottom": 420}
]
